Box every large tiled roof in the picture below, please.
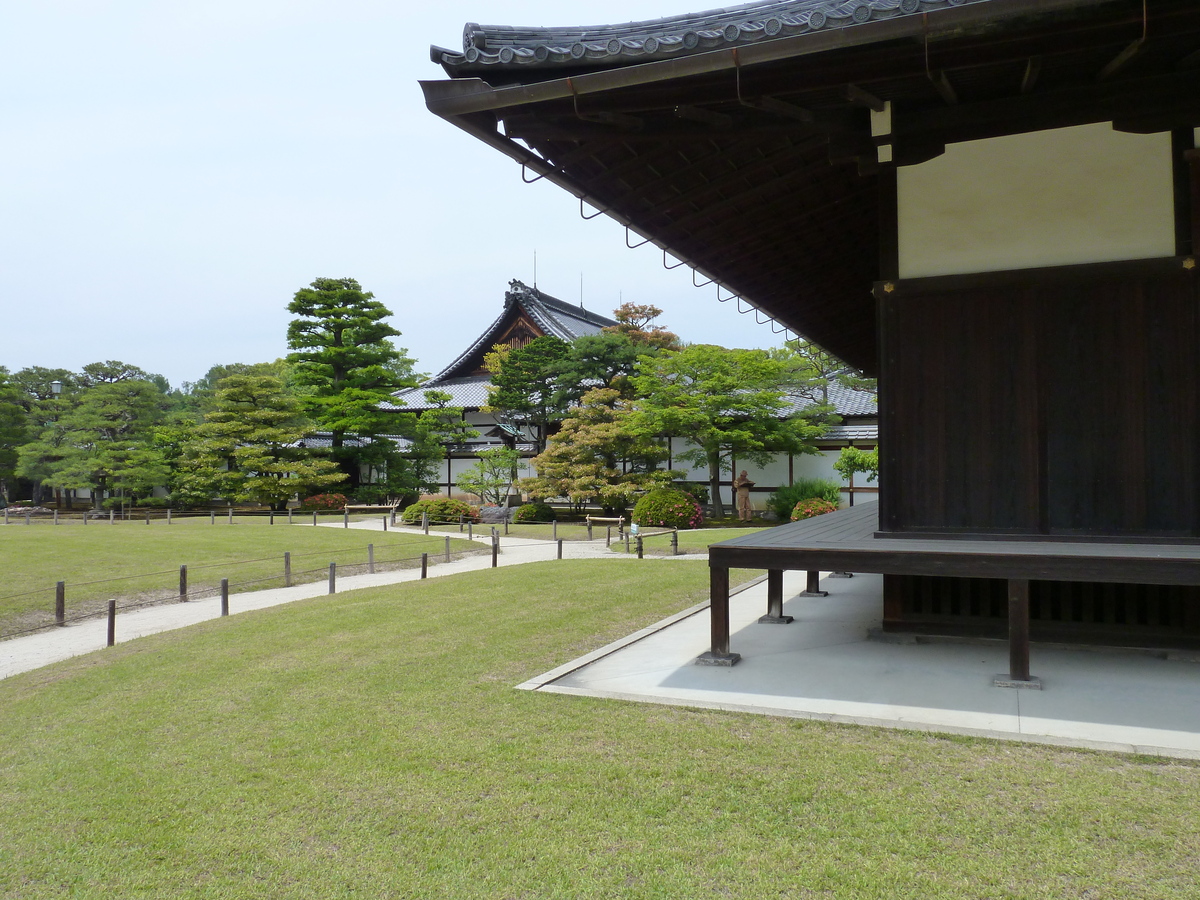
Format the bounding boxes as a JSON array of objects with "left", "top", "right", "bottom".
[
  {"left": 434, "top": 0, "right": 992, "bottom": 73},
  {"left": 425, "top": 280, "right": 616, "bottom": 386},
  {"left": 383, "top": 375, "right": 492, "bottom": 412}
]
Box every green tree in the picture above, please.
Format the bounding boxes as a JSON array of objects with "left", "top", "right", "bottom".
[
  {"left": 551, "top": 332, "right": 647, "bottom": 406},
  {"left": 632, "top": 345, "right": 830, "bottom": 518},
  {"left": 833, "top": 445, "right": 879, "bottom": 507},
  {"left": 286, "top": 277, "right": 421, "bottom": 492},
  {"left": 485, "top": 335, "right": 570, "bottom": 452},
  {"left": 0, "top": 368, "right": 29, "bottom": 503},
  {"left": 603, "top": 302, "right": 681, "bottom": 351},
  {"left": 175, "top": 374, "right": 345, "bottom": 510},
  {"left": 521, "top": 387, "right": 674, "bottom": 514},
  {"left": 455, "top": 447, "right": 521, "bottom": 506},
  {"left": 19, "top": 372, "right": 169, "bottom": 509}
]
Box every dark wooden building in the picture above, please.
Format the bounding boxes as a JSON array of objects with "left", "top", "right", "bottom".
[{"left": 423, "top": 0, "right": 1200, "bottom": 681}]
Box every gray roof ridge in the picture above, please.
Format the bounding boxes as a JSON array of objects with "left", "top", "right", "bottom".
[{"left": 435, "top": 0, "right": 993, "bottom": 72}]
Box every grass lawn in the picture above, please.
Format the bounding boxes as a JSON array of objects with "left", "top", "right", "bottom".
[
  {"left": 0, "top": 520, "right": 476, "bottom": 637},
  {"left": 1, "top": 559, "right": 1198, "bottom": 898}
]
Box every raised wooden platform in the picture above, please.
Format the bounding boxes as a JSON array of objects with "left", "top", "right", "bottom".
[{"left": 703, "top": 504, "right": 1200, "bottom": 674}]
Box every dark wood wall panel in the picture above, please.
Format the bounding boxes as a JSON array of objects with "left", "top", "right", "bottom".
[{"left": 880, "top": 260, "right": 1199, "bottom": 538}]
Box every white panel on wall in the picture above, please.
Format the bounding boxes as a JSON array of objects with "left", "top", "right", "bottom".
[{"left": 898, "top": 123, "right": 1175, "bottom": 278}]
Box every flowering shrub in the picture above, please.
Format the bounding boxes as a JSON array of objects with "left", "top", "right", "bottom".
[
  {"left": 790, "top": 497, "right": 838, "bottom": 521},
  {"left": 402, "top": 498, "right": 475, "bottom": 524},
  {"left": 300, "top": 493, "right": 348, "bottom": 511},
  {"left": 513, "top": 502, "right": 554, "bottom": 524},
  {"left": 633, "top": 488, "right": 703, "bottom": 530}
]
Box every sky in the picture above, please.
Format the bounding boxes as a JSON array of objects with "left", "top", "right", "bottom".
[{"left": 3, "top": 1, "right": 780, "bottom": 389}]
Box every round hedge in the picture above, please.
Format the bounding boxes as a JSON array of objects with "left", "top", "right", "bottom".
[
  {"left": 513, "top": 502, "right": 554, "bottom": 524},
  {"left": 790, "top": 497, "right": 838, "bottom": 521},
  {"left": 402, "top": 498, "right": 474, "bottom": 524},
  {"left": 632, "top": 488, "right": 703, "bottom": 530}
]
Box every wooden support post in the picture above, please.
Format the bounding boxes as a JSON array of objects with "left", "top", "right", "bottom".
[
  {"left": 344, "top": 509, "right": 349, "bottom": 529},
  {"left": 552, "top": 520, "right": 557, "bottom": 541},
  {"left": 55, "top": 581, "right": 65, "bottom": 626},
  {"left": 801, "top": 570, "right": 828, "bottom": 598},
  {"left": 368, "top": 543, "right": 375, "bottom": 574},
  {"left": 504, "top": 519, "right": 509, "bottom": 536},
  {"left": 421, "top": 553, "right": 428, "bottom": 579},
  {"left": 288, "top": 509, "right": 293, "bottom": 525},
  {"left": 557, "top": 539, "right": 563, "bottom": 560},
  {"left": 383, "top": 515, "right": 388, "bottom": 532},
  {"left": 227, "top": 508, "right": 233, "bottom": 525},
  {"left": 179, "top": 565, "right": 188, "bottom": 602},
  {"left": 313, "top": 510, "right": 318, "bottom": 526},
  {"left": 444, "top": 535, "right": 451, "bottom": 563},
  {"left": 145, "top": 511, "right": 150, "bottom": 525},
  {"left": 284, "top": 552, "right": 291, "bottom": 587},
  {"left": 759, "top": 569, "right": 794, "bottom": 624},
  {"left": 468, "top": 521, "right": 473, "bottom": 541},
  {"left": 328, "top": 562, "right": 336, "bottom": 594},
  {"left": 210, "top": 510, "right": 215, "bottom": 525},
  {"left": 82, "top": 510, "right": 87, "bottom": 526},
  {"left": 606, "top": 525, "right": 612, "bottom": 547},
  {"left": 491, "top": 533, "right": 498, "bottom": 568},
  {"left": 697, "top": 566, "right": 739, "bottom": 665},
  {"left": 269, "top": 511, "right": 274, "bottom": 526},
  {"left": 636, "top": 536, "right": 644, "bottom": 559},
  {"left": 167, "top": 508, "right": 172, "bottom": 525},
  {"left": 422, "top": 512, "right": 429, "bottom": 535},
  {"left": 220, "top": 578, "right": 229, "bottom": 616},
  {"left": 995, "top": 578, "right": 1041, "bottom": 688},
  {"left": 625, "top": 533, "right": 631, "bottom": 553},
  {"left": 671, "top": 530, "right": 679, "bottom": 556},
  {"left": 458, "top": 514, "right": 463, "bottom": 532},
  {"left": 587, "top": 521, "right": 593, "bottom": 541},
  {"left": 53, "top": 509, "right": 58, "bottom": 525},
  {"left": 109, "top": 510, "right": 114, "bottom": 524},
  {"left": 107, "top": 600, "right": 116, "bottom": 647}
]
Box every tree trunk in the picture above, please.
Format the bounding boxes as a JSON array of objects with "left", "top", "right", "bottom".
[{"left": 708, "top": 454, "right": 725, "bottom": 519}]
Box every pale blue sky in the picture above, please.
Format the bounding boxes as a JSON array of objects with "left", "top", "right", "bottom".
[{"left": 2, "top": 2, "right": 778, "bottom": 387}]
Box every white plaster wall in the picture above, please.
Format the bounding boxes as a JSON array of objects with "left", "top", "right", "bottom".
[{"left": 898, "top": 123, "right": 1175, "bottom": 278}]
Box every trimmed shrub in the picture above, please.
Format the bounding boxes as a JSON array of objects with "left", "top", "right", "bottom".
[
  {"left": 513, "top": 502, "right": 554, "bottom": 524},
  {"left": 633, "top": 488, "right": 704, "bottom": 530},
  {"left": 790, "top": 497, "right": 838, "bottom": 521},
  {"left": 299, "top": 493, "right": 348, "bottom": 511},
  {"left": 401, "top": 498, "right": 474, "bottom": 524},
  {"left": 766, "top": 478, "right": 841, "bottom": 520}
]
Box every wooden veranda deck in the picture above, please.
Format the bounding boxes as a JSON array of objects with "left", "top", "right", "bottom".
[{"left": 704, "top": 504, "right": 1200, "bottom": 685}]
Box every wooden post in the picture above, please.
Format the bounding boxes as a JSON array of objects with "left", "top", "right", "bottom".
[
  {"left": 269, "top": 511, "right": 274, "bottom": 526},
  {"left": 313, "top": 510, "right": 318, "bottom": 526},
  {"left": 491, "top": 533, "right": 498, "bottom": 568},
  {"left": 82, "top": 510, "right": 87, "bottom": 526},
  {"left": 504, "top": 519, "right": 509, "bottom": 536},
  {"left": 459, "top": 514, "right": 464, "bottom": 532},
  {"left": 53, "top": 509, "right": 58, "bottom": 525},
  {"left": 210, "top": 510, "right": 215, "bottom": 525},
  {"left": 179, "top": 565, "right": 188, "bottom": 602},
  {"left": 697, "top": 566, "right": 739, "bottom": 665},
  {"left": 145, "top": 511, "right": 150, "bottom": 525},
  {"left": 422, "top": 511, "right": 429, "bottom": 535},
  {"left": 624, "top": 533, "right": 631, "bottom": 553},
  {"left": 801, "top": 570, "right": 828, "bottom": 598},
  {"left": 343, "top": 509, "right": 349, "bottom": 529},
  {"left": 587, "top": 520, "right": 593, "bottom": 540},
  {"left": 995, "top": 578, "right": 1040, "bottom": 688},
  {"left": 167, "top": 508, "right": 172, "bottom": 525},
  {"left": 557, "top": 539, "right": 563, "bottom": 560},
  {"left": 55, "top": 581, "right": 65, "bottom": 626},
  {"left": 288, "top": 509, "right": 293, "bottom": 525},
  {"left": 26, "top": 511, "right": 31, "bottom": 525},
  {"left": 552, "top": 520, "right": 557, "bottom": 541},
  {"left": 220, "top": 578, "right": 229, "bottom": 616},
  {"left": 368, "top": 543, "right": 375, "bottom": 574},
  {"left": 606, "top": 525, "right": 612, "bottom": 547},
  {"left": 468, "top": 521, "right": 474, "bottom": 541},
  {"left": 636, "top": 536, "right": 644, "bottom": 559},
  {"left": 383, "top": 515, "right": 388, "bottom": 532},
  {"left": 109, "top": 510, "right": 114, "bottom": 524},
  {"left": 284, "top": 552, "right": 292, "bottom": 587},
  {"left": 421, "top": 553, "right": 428, "bottom": 579},
  {"left": 759, "top": 569, "right": 793, "bottom": 624},
  {"left": 227, "top": 508, "right": 232, "bottom": 525},
  {"left": 444, "top": 535, "right": 451, "bottom": 563},
  {"left": 328, "top": 562, "right": 336, "bottom": 594},
  {"left": 106, "top": 600, "right": 116, "bottom": 647}
]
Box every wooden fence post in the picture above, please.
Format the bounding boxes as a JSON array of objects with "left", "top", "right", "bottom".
[
  {"left": 55, "top": 581, "right": 65, "bottom": 626},
  {"left": 421, "top": 553, "right": 428, "bottom": 579},
  {"left": 444, "top": 535, "right": 451, "bottom": 563},
  {"left": 587, "top": 520, "right": 593, "bottom": 540},
  {"left": 636, "top": 536, "right": 644, "bottom": 559},
  {"left": 606, "top": 525, "right": 612, "bottom": 547},
  {"left": 313, "top": 510, "right": 318, "bottom": 526},
  {"left": 210, "top": 510, "right": 215, "bottom": 525},
  {"left": 557, "top": 539, "right": 563, "bottom": 560},
  {"left": 343, "top": 509, "right": 349, "bottom": 529},
  {"left": 145, "top": 511, "right": 150, "bottom": 526},
  {"left": 288, "top": 509, "right": 293, "bottom": 525},
  {"left": 422, "top": 512, "right": 429, "bottom": 535},
  {"left": 227, "top": 508, "right": 233, "bottom": 525},
  {"left": 179, "top": 565, "right": 188, "bottom": 602},
  {"left": 269, "top": 511, "right": 274, "bottom": 526},
  {"left": 491, "top": 532, "right": 498, "bottom": 568},
  {"left": 109, "top": 510, "right": 114, "bottom": 524},
  {"left": 220, "top": 578, "right": 229, "bottom": 616},
  {"left": 468, "top": 522, "right": 473, "bottom": 541},
  {"left": 328, "top": 562, "right": 336, "bottom": 594},
  {"left": 167, "top": 508, "right": 172, "bottom": 525},
  {"left": 26, "top": 512, "right": 31, "bottom": 525},
  {"left": 284, "top": 552, "right": 291, "bottom": 586},
  {"left": 552, "top": 520, "right": 557, "bottom": 541},
  {"left": 54, "top": 509, "right": 58, "bottom": 525},
  {"left": 671, "top": 530, "right": 679, "bottom": 556},
  {"left": 368, "top": 543, "right": 375, "bottom": 574},
  {"left": 106, "top": 600, "right": 116, "bottom": 647}
]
